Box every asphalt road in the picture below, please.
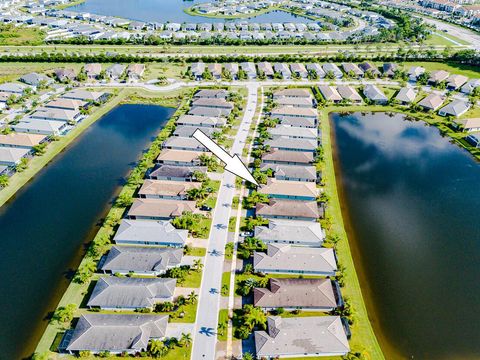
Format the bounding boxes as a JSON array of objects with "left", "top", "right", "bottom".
[
  {"left": 419, "top": 16, "right": 480, "bottom": 50},
  {"left": 191, "top": 84, "right": 258, "bottom": 360}
]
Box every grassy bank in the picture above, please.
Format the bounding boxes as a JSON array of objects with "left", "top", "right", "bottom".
[{"left": 183, "top": 6, "right": 282, "bottom": 20}]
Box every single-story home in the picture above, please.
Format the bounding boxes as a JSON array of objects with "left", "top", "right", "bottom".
[
  {"left": 188, "top": 106, "right": 223, "bottom": 118},
  {"left": 336, "top": 85, "right": 362, "bottom": 103},
  {"left": 0, "top": 133, "right": 46, "bottom": 149},
  {"left": 418, "top": 94, "right": 445, "bottom": 111},
  {"left": 138, "top": 179, "right": 202, "bottom": 200},
  {"left": 191, "top": 98, "right": 234, "bottom": 115},
  {"left": 265, "top": 137, "right": 318, "bottom": 153},
  {"left": 64, "top": 314, "right": 168, "bottom": 354},
  {"left": 262, "top": 149, "right": 314, "bottom": 165},
  {"left": 190, "top": 62, "right": 206, "bottom": 80},
  {"left": 273, "top": 63, "right": 292, "bottom": 79},
  {"left": 279, "top": 116, "right": 317, "bottom": 128},
  {"left": 258, "top": 61, "right": 274, "bottom": 78},
  {"left": 268, "top": 125, "right": 318, "bottom": 140},
  {"left": 113, "top": 219, "right": 188, "bottom": 247},
  {"left": 455, "top": 118, "right": 480, "bottom": 132},
  {"left": 45, "top": 98, "right": 88, "bottom": 111},
  {"left": 395, "top": 87, "right": 417, "bottom": 104},
  {"left": 173, "top": 126, "right": 217, "bottom": 138},
  {"left": 256, "top": 199, "right": 320, "bottom": 221},
  {"left": 176, "top": 114, "right": 226, "bottom": 128},
  {"left": 126, "top": 64, "right": 145, "bottom": 81},
  {"left": 106, "top": 64, "right": 126, "bottom": 80},
  {"left": 156, "top": 149, "right": 206, "bottom": 166},
  {"left": 275, "top": 96, "right": 313, "bottom": 108},
  {"left": 254, "top": 219, "right": 324, "bottom": 246},
  {"left": 194, "top": 89, "right": 228, "bottom": 99},
  {"left": 258, "top": 178, "right": 319, "bottom": 201},
  {"left": 290, "top": 63, "right": 308, "bottom": 78},
  {"left": 428, "top": 70, "right": 450, "bottom": 85},
  {"left": 253, "top": 278, "right": 339, "bottom": 311},
  {"left": 54, "top": 68, "right": 76, "bottom": 82},
  {"left": 359, "top": 62, "right": 380, "bottom": 77},
  {"left": 322, "top": 63, "right": 343, "bottom": 78},
  {"left": 363, "top": 84, "right": 388, "bottom": 104},
  {"left": 148, "top": 164, "right": 206, "bottom": 182},
  {"left": 342, "top": 62, "right": 364, "bottom": 77},
  {"left": 408, "top": 66, "right": 425, "bottom": 81},
  {"left": 272, "top": 88, "right": 312, "bottom": 99},
  {"left": 127, "top": 198, "right": 203, "bottom": 220},
  {"left": 84, "top": 63, "right": 102, "bottom": 79},
  {"left": 12, "top": 118, "right": 67, "bottom": 135},
  {"left": 271, "top": 106, "right": 318, "bottom": 121},
  {"left": 61, "top": 89, "right": 109, "bottom": 102},
  {"left": 306, "top": 63, "right": 326, "bottom": 78},
  {"left": 0, "top": 82, "right": 29, "bottom": 94},
  {"left": 100, "top": 246, "right": 183, "bottom": 276},
  {"left": 438, "top": 100, "right": 471, "bottom": 117},
  {"left": 261, "top": 164, "right": 317, "bottom": 182},
  {"left": 87, "top": 277, "right": 176, "bottom": 310},
  {"left": 254, "top": 244, "right": 337, "bottom": 276},
  {"left": 162, "top": 137, "right": 206, "bottom": 152},
  {"left": 318, "top": 85, "right": 342, "bottom": 103},
  {"left": 20, "top": 72, "right": 53, "bottom": 87},
  {"left": 30, "top": 107, "right": 82, "bottom": 123},
  {"left": 382, "top": 62, "right": 398, "bottom": 77},
  {"left": 465, "top": 131, "right": 480, "bottom": 148},
  {"left": 461, "top": 79, "right": 480, "bottom": 94},
  {"left": 207, "top": 63, "right": 222, "bottom": 79},
  {"left": 254, "top": 316, "right": 350, "bottom": 358},
  {"left": 0, "top": 147, "right": 30, "bottom": 166},
  {"left": 446, "top": 74, "right": 468, "bottom": 90}
]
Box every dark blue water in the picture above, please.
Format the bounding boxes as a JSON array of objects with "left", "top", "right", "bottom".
[
  {"left": 332, "top": 112, "right": 480, "bottom": 360},
  {"left": 0, "top": 104, "right": 174, "bottom": 360},
  {"left": 70, "top": 0, "right": 310, "bottom": 23}
]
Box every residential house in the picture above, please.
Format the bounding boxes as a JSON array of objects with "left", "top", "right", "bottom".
[
  {"left": 275, "top": 96, "right": 313, "bottom": 108},
  {"left": 395, "top": 87, "right": 417, "bottom": 105},
  {"left": 418, "top": 94, "right": 445, "bottom": 111},
  {"left": 268, "top": 125, "right": 318, "bottom": 140},
  {"left": 30, "top": 107, "right": 82, "bottom": 123},
  {"left": 363, "top": 84, "right": 388, "bottom": 104},
  {"left": 261, "top": 164, "right": 317, "bottom": 182},
  {"left": 465, "top": 131, "right": 480, "bottom": 148},
  {"left": 262, "top": 149, "right": 314, "bottom": 165},
  {"left": 318, "top": 85, "right": 342, "bottom": 103},
  {"left": 272, "top": 89, "right": 312, "bottom": 99},
  {"left": 253, "top": 278, "right": 339, "bottom": 311},
  {"left": 61, "top": 89, "right": 109, "bottom": 102},
  {"left": 126, "top": 64, "right": 145, "bottom": 81},
  {"left": 207, "top": 63, "right": 222, "bottom": 79},
  {"left": 256, "top": 199, "right": 320, "bottom": 221},
  {"left": 127, "top": 198, "right": 202, "bottom": 220},
  {"left": 274, "top": 63, "right": 292, "bottom": 79},
  {"left": 191, "top": 98, "right": 234, "bottom": 115},
  {"left": 257, "top": 62, "right": 274, "bottom": 78},
  {"left": 138, "top": 179, "right": 201, "bottom": 200},
  {"left": 382, "top": 62, "right": 398, "bottom": 77},
  {"left": 455, "top": 118, "right": 480, "bottom": 132},
  {"left": 113, "top": 219, "right": 187, "bottom": 247},
  {"left": 87, "top": 277, "right": 176, "bottom": 310},
  {"left": 12, "top": 118, "right": 67, "bottom": 135},
  {"left": 224, "top": 63, "right": 239, "bottom": 79},
  {"left": 176, "top": 114, "right": 226, "bottom": 128},
  {"left": 322, "top": 63, "right": 343, "bottom": 78},
  {"left": 19, "top": 72, "right": 52, "bottom": 86},
  {"left": 106, "top": 64, "right": 126, "bottom": 80},
  {"left": 279, "top": 117, "right": 317, "bottom": 128},
  {"left": 0, "top": 147, "right": 30, "bottom": 166},
  {"left": 0, "top": 133, "right": 46, "bottom": 149},
  {"left": 100, "top": 246, "right": 183, "bottom": 276},
  {"left": 45, "top": 98, "right": 88, "bottom": 111},
  {"left": 438, "top": 100, "right": 471, "bottom": 117},
  {"left": 270, "top": 106, "right": 318, "bottom": 121},
  {"left": 446, "top": 74, "right": 469, "bottom": 90},
  {"left": 336, "top": 85, "right": 362, "bottom": 103},
  {"left": 84, "top": 63, "right": 102, "bottom": 79},
  {"left": 193, "top": 89, "right": 228, "bottom": 99},
  {"left": 258, "top": 178, "right": 318, "bottom": 201},
  {"left": 254, "top": 316, "right": 350, "bottom": 358},
  {"left": 306, "top": 63, "right": 326, "bottom": 78},
  {"left": 162, "top": 137, "right": 206, "bottom": 152},
  {"left": 156, "top": 149, "right": 205, "bottom": 166},
  {"left": 148, "top": 164, "right": 206, "bottom": 182},
  {"left": 240, "top": 62, "right": 257, "bottom": 79},
  {"left": 342, "top": 63, "right": 363, "bottom": 77},
  {"left": 408, "top": 66, "right": 425, "bottom": 81},
  {"left": 254, "top": 244, "right": 337, "bottom": 276},
  {"left": 173, "top": 126, "right": 217, "bottom": 138},
  {"left": 461, "top": 79, "right": 480, "bottom": 94},
  {"left": 64, "top": 314, "right": 168, "bottom": 354},
  {"left": 428, "top": 70, "right": 450, "bottom": 85},
  {"left": 290, "top": 63, "right": 308, "bottom": 78},
  {"left": 188, "top": 106, "right": 223, "bottom": 118},
  {"left": 254, "top": 219, "right": 324, "bottom": 246},
  {"left": 359, "top": 62, "right": 381, "bottom": 77},
  {"left": 0, "top": 82, "right": 29, "bottom": 94},
  {"left": 265, "top": 137, "right": 318, "bottom": 152},
  {"left": 54, "top": 68, "right": 76, "bottom": 82}
]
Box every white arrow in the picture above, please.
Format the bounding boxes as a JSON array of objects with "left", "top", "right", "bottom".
[{"left": 193, "top": 129, "right": 258, "bottom": 186}]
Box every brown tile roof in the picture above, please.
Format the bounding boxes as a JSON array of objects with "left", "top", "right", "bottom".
[
  {"left": 0, "top": 133, "right": 46, "bottom": 147},
  {"left": 128, "top": 198, "right": 201, "bottom": 218},
  {"left": 256, "top": 199, "right": 319, "bottom": 219},
  {"left": 138, "top": 180, "right": 201, "bottom": 197},
  {"left": 258, "top": 179, "right": 318, "bottom": 198},
  {"left": 262, "top": 149, "right": 314, "bottom": 164}
]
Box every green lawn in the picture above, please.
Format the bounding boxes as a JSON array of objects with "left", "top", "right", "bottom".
[
  {"left": 0, "top": 25, "right": 44, "bottom": 45},
  {"left": 399, "top": 61, "right": 480, "bottom": 79},
  {"left": 217, "top": 309, "right": 229, "bottom": 341},
  {"left": 424, "top": 32, "right": 468, "bottom": 46},
  {"left": 185, "top": 246, "right": 206, "bottom": 257},
  {"left": 228, "top": 216, "right": 237, "bottom": 232},
  {"left": 180, "top": 270, "right": 203, "bottom": 288},
  {"left": 221, "top": 271, "right": 231, "bottom": 296}
]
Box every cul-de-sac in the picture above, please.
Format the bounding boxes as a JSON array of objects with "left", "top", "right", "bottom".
[{"left": 0, "top": 0, "right": 479, "bottom": 359}]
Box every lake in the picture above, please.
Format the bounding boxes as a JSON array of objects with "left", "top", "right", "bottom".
[
  {"left": 70, "top": 0, "right": 310, "bottom": 23},
  {"left": 332, "top": 112, "right": 480, "bottom": 359},
  {"left": 0, "top": 104, "right": 174, "bottom": 360}
]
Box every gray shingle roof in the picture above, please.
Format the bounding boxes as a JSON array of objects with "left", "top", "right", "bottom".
[
  {"left": 148, "top": 165, "right": 207, "bottom": 180},
  {"left": 87, "top": 277, "right": 176, "bottom": 309},
  {"left": 255, "top": 219, "right": 324, "bottom": 245},
  {"left": 113, "top": 219, "right": 187, "bottom": 246},
  {"left": 260, "top": 164, "right": 317, "bottom": 182},
  {"left": 255, "top": 316, "right": 350, "bottom": 357},
  {"left": 101, "top": 246, "right": 183, "bottom": 273},
  {"left": 66, "top": 313, "right": 168, "bottom": 352}
]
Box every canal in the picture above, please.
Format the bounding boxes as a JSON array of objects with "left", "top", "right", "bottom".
[
  {"left": 332, "top": 112, "right": 480, "bottom": 360},
  {"left": 0, "top": 104, "right": 174, "bottom": 360}
]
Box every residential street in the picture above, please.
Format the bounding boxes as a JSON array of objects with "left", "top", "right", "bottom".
[{"left": 191, "top": 84, "right": 258, "bottom": 360}]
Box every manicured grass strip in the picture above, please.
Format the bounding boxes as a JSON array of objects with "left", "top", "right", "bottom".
[
  {"left": 221, "top": 271, "right": 231, "bottom": 297},
  {"left": 185, "top": 246, "right": 207, "bottom": 257},
  {"left": 217, "top": 309, "right": 229, "bottom": 341}
]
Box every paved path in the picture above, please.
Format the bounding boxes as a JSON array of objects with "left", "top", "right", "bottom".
[{"left": 191, "top": 84, "right": 258, "bottom": 360}]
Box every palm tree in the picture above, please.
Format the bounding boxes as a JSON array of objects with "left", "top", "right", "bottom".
[
  {"left": 148, "top": 339, "right": 168, "bottom": 357},
  {"left": 187, "top": 187, "right": 208, "bottom": 201},
  {"left": 187, "top": 291, "right": 198, "bottom": 304},
  {"left": 243, "top": 305, "right": 267, "bottom": 330},
  {"left": 193, "top": 259, "right": 204, "bottom": 271},
  {"left": 179, "top": 332, "right": 192, "bottom": 347}
]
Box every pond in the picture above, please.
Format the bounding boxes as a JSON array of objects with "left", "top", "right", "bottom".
[
  {"left": 0, "top": 104, "right": 174, "bottom": 360},
  {"left": 332, "top": 112, "right": 480, "bottom": 359},
  {"left": 69, "top": 0, "right": 311, "bottom": 23}
]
